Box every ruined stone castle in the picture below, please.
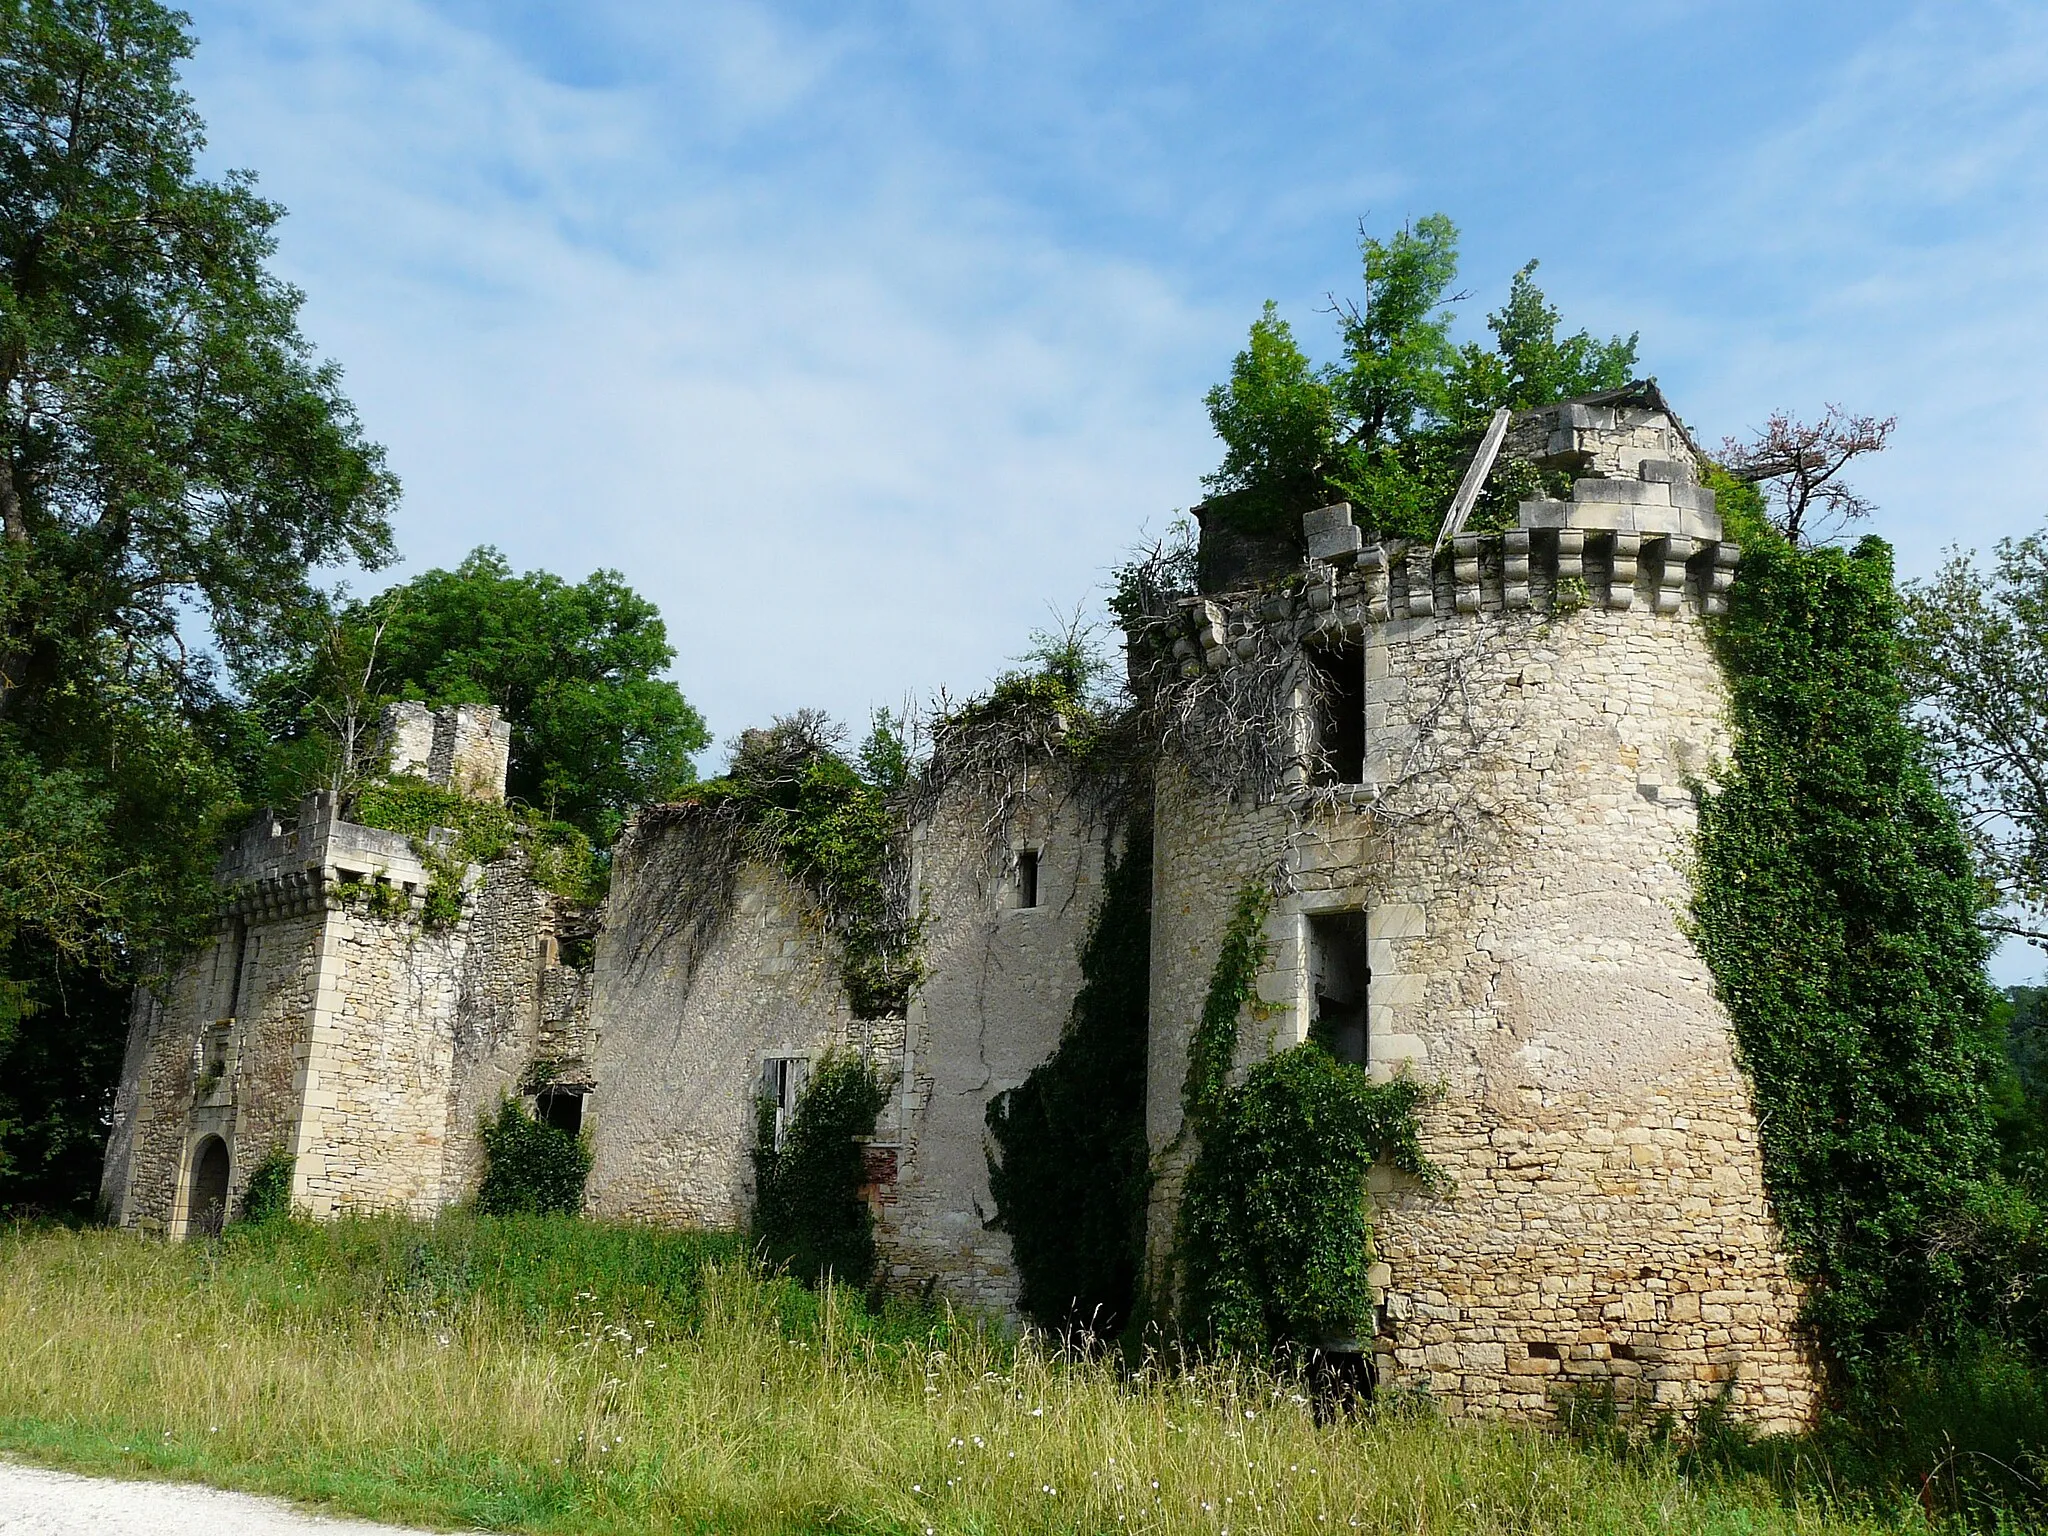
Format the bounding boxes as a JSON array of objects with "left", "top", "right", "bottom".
[{"left": 101, "top": 384, "right": 1819, "bottom": 1429}]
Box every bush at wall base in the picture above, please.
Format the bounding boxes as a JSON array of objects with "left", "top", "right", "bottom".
[{"left": 475, "top": 1097, "right": 591, "bottom": 1216}]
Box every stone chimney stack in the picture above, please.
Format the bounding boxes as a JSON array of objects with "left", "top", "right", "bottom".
[{"left": 380, "top": 702, "right": 513, "bottom": 803}]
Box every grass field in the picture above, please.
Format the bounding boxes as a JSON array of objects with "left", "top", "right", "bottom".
[{"left": 0, "top": 1216, "right": 1945, "bottom": 1534}]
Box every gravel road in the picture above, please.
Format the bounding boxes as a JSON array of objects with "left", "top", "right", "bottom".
[{"left": 0, "top": 1462, "right": 460, "bottom": 1534}]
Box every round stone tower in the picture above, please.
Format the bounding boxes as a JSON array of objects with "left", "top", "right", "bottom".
[{"left": 1140, "top": 384, "right": 1819, "bottom": 1430}]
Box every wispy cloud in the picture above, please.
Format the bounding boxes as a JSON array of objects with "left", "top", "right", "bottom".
[{"left": 179, "top": 0, "right": 2045, "bottom": 974}]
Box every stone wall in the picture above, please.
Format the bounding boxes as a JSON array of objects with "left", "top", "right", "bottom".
[
  {"left": 102, "top": 722, "right": 559, "bottom": 1233},
  {"left": 437, "top": 856, "right": 564, "bottom": 1201},
  {"left": 1143, "top": 467, "right": 1819, "bottom": 1430},
  {"left": 102, "top": 899, "right": 334, "bottom": 1235},
  {"left": 585, "top": 809, "right": 854, "bottom": 1226},
  {"left": 879, "top": 764, "right": 1117, "bottom": 1312},
  {"left": 380, "top": 701, "right": 512, "bottom": 802}
]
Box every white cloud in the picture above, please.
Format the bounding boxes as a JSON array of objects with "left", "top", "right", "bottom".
[{"left": 182, "top": 0, "right": 1225, "bottom": 750}]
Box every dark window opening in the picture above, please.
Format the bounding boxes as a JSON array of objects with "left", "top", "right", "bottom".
[
  {"left": 1609, "top": 1342, "right": 1636, "bottom": 1361},
  {"left": 1308, "top": 643, "right": 1366, "bottom": 785},
  {"left": 225, "top": 918, "right": 250, "bottom": 1019},
  {"left": 761, "top": 1056, "right": 809, "bottom": 1150},
  {"left": 1527, "top": 1341, "right": 1560, "bottom": 1360},
  {"left": 1308, "top": 911, "right": 1370, "bottom": 1066},
  {"left": 1015, "top": 849, "right": 1040, "bottom": 910},
  {"left": 536, "top": 1086, "right": 585, "bottom": 1137},
  {"left": 188, "top": 1136, "right": 230, "bottom": 1240}
]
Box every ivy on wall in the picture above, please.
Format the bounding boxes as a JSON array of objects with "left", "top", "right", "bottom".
[
  {"left": 985, "top": 811, "right": 1154, "bottom": 1335},
  {"left": 475, "top": 1097, "right": 591, "bottom": 1216},
  {"left": 1173, "top": 881, "right": 1438, "bottom": 1355},
  {"left": 692, "top": 721, "right": 920, "bottom": 1019},
  {"left": 753, "top": 1050, "right": 887, "bottom": 1288},
  {"left": 350, "top": 775, "right": 601, "bottom": 928},
  {"left": 1693, "top": 532, "right": 2014, "bottom": 1390}
]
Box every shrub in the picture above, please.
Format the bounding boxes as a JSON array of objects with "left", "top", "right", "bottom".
[
  {"left": 475, "top": 1098, "right": 590, "bottom": 1216},
  {"left": 1180, "top": 1046, "right": 1436, "bottom": 1355},
  {"left": 752, "top": 1051, "right": 885, "bottom": 1288},
  {"left": 235, "top": 1150, "right": 295, "bottom": 1225}
]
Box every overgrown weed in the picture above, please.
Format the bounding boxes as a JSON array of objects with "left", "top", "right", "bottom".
[{"left": 0, "top": 1219, "right": 1936, "bottom": 1534}]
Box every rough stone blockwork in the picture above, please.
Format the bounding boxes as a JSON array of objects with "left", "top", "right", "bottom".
[
  {"left": 1141, "top": 396, "right": 1817, "bottom": 1429},
  {"left": 101, "top": 705, "right": 584, "bottom": 1236}
]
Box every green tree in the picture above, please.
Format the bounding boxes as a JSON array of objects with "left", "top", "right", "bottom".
[
  {"left": 1902, "top": 529, "right": 2048, "bottom": 948},
  {"left": 0, "top": 0, "right": 396, "bottom": 1213},
  {"left": 1201, "top": 217, "right": 1638, "bottom": 547},
  {"left": 264, "top": 549, "right": 709, "bottom": 844},
  {"left": 1201, "top": 303, "right": 1345, "bottom": 535}
]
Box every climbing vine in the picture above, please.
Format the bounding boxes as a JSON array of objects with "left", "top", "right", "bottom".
[
  {"left": 753, "top": 1050, "right": 887, "bottom": 1288},
  {"left": 1173, "top": 880, "right": 1439, "bottom": 1355},
  {"left": 1692, "top": 532, "right": 2017, "bottom": 1392},
  {"left": 1180, "top": 1047, "right": 1437, "bottom": 1355},
  {"left": 985, "top": 811, "right": 1154, "bottom": 1335},
  {"left": 1182, "top": 883, "right": 1275, "bottom": 1124},
  {"left": 350, "top": 775, "right": 601, "bottom": 928},
  {"left": 690, "top": 717, "right": 921, "bottom": 1018}
]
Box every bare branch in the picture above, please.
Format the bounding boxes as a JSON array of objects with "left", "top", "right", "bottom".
[{"left": 1720, "top": 405, "right": 1895, "bottom": 544}]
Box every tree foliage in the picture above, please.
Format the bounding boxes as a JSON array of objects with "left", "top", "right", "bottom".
[
  {"left": 1693, "top": 532, "right": 2019, "bottom": 1388},
  {"left": 258, "top": 548, "right": 709, "bottom": 844},
  {"left": 1202, "top": 216, "right": 1636, "bottom": 545},
  {"left": 1718, "top": 407, "right": 1895, "bottom": 546},
  {"left": 0, "top": 0, "right": 395, "bottom": 1213},
  {"left": 1902, "top": 529, "right": 2048, "bottom": 946}
]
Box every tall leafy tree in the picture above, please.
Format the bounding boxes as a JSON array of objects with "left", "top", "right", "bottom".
[
  {"left": 262, "top": 549, "right": 709, "bottom": 843},
  {"left": 0, "top": 0, "right": 396, "bottom": 1212},
  {"left": 1201, "top": 216, "right": 1637, "bottom": 545}
]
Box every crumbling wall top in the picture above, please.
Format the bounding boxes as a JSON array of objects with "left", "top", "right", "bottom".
[{"left": 382, "top": 701, "right": 512, "bottom": 803}]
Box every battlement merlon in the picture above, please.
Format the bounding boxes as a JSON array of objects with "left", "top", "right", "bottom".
[
  {"left": 214, "top": 790, "right": 449, "bottom": 919},
  {"left": 381, "top": 701, "right": 512, "bottom": 803}
]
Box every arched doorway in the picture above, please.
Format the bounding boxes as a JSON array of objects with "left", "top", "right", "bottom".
[{"left": 187, "top": 1136, "right": 230, "bottom": 1239}]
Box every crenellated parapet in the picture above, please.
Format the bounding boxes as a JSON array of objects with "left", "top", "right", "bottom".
[
  {"left": 215, "top": 789, "right": 447, "bottom": 921},
  {"left": 1161, "top": 390, "right": 1740, "bottom": 674}
]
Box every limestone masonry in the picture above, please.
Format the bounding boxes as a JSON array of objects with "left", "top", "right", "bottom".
[{"left": 104, "top": 382, "right": 1820, "bottom": 1429}]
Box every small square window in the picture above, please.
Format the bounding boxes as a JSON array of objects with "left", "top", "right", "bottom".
[
  {"left": 1015, "top": 849, "right": 1040, "bottom": 910},
  {"left": 536, "top": 1085, "right": 584, "bottom": 1136}
]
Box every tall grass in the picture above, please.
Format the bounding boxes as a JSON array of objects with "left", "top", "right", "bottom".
[{"left": 0, "top": 1218, "right": 1923, "bottom": 1534}]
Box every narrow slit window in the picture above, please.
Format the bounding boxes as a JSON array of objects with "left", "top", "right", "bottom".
[
  {"left": 225, "top": 918, "right": 250, "bottom": 1020},
  {"left": 1015, "top": 849, "right": 1040, "bottom": 910},
  {"left": 1308, "top": 643, "right": 1366, "bottom": 785}
]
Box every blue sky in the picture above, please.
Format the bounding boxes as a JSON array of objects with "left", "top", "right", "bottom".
[{"left": 177, "top": 0, "right": 2047, "bottom": 977}]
